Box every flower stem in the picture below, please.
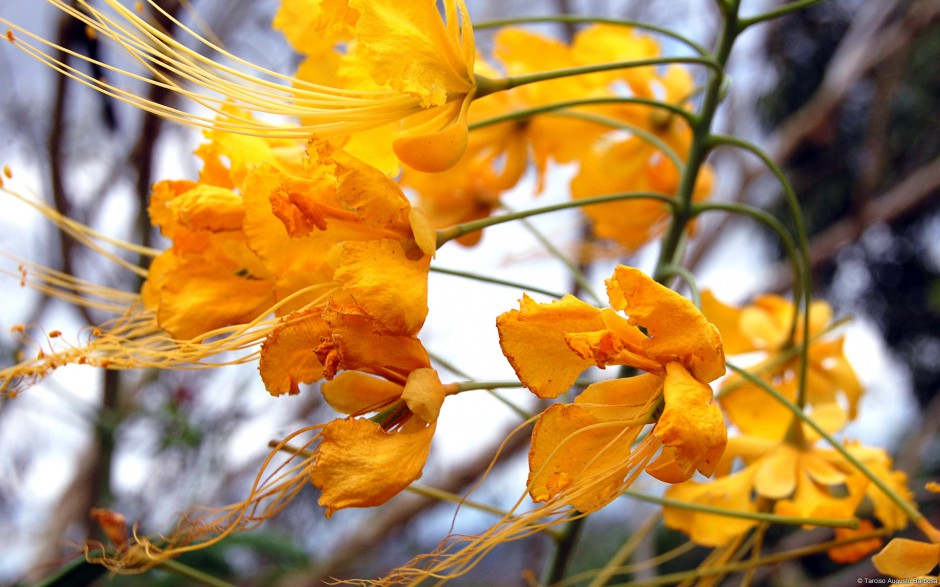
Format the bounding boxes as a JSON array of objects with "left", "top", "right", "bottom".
[
  {"left": 624, "top": 490, "right": 858, "bottom": 529},
  {"left": 544, "top": 515, "right": 586, "bottom": 585},
  {"left": 430, "top": 266, "right": 565, "bottom": 299},
  {"left": 471, "top": 15, "right": 711, "bottom": 56},
  {"left": 468, "top": 97, "right": 696, "bottom": 131},
  {"left": 436, "top": 192, "right": 676, "bottom": 248}
]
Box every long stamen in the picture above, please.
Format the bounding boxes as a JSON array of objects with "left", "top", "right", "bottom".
[{"left": 2, "top": 1, "right": 428, "bottom": 139}]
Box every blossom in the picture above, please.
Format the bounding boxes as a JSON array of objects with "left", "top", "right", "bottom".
[
  {"left": 4, "top": 0, "right": 478, "bottom": 172},
  {"left": 0, "top": 121, "right": 435, "bottom": 398},
  {"left": 663, "top": 431, "right": 913, "bottom": 549},
  {"left": 702, "top": 291, "right": 862, "bottom": 439},
  {"left": 497, "top": 266, "right": 726, "bottom": 511},
  {"left": 305, "top": 303, "right": 447, "bottom": 516}
]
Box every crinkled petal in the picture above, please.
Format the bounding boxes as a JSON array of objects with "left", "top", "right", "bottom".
[
  {"left": 259, "top": 310, "right": 329, "bottom": 396},
  {"left": 316, "top": 304, "right": 430, "bottom": 379},
  {"left": 497, "top": 294, "right": 605, "bottom": 398},
  {"left": 333, "top": 239, "right": 430, "bottom": 335},
  {"left": 606, "top": 266, "right": 725, "bottom": 383},
  {"left": 349, "top": 0, "right": 473, "bottom": 107},
  {"left": 574, "top": 374, "right": 662, "bottom": 420},
  {"left": 312, "top": 417, "right": 435, "bottom": 517},
  {"left": 653, "top": 362, "right": 726, "bottom": 479}
]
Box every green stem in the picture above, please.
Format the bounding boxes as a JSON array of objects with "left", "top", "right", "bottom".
[
  {"left": 430, "top": 266, "right": 565, "bottom": 299},
  {"left": 545, "top": 515, "right": 586, "bottom": 585},
  {"left": 427, "top": 353, "right": 531, "bottom": 419},
  {"left": 726, "top": 362, "right": 924, "bottom": 523},
  {"left": 739, "top": 0, "right": 826, "bottom": 29},
  {"left": 710, "top": 134, "right": 813, "bottom": 408},
  {"left": 160, "top": 560, "right": 236, "bottom": 587},
  {"left": 451, "top": 380, "right": 525, "bottom": 393},
  {"left": 652, "top": 6, "right": 739, "bottom": 284},
  {"left": 624, "top": 490, "right": 858, "bottom": 529},
  {"left": 657, "top": 264, "right": 701, "bottom": 307},
  {"left": 692, "top": 201, "right": 803, "bottom": 302},
  {"left": 436, "top": 192, "right": 676, "bottom": 248},
  {"left": 549, "top": 110, "right": 686, "bottom": 172},
  {"left": 468, "top": 97, "right": 697, "bottom": 132},
  {"left": 498, "top": 56, "right": 723, "bottom": 94},
  {"left": 471, "top": 15, "right": 711, "bottom": 56}
]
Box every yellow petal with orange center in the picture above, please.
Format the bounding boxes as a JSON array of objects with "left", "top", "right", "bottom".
[
  {"left": 872, "top": 538, "right": 940, "bottom": 579},
  {"left": 259, "top": 310, "right": 329, "bottom": 396},
  {"left": 312, "top": 416, "right": 435, "bottom": 517},
  {"left": 497, "top": 294, "right": 605, "bottom": 398},
  {"left": 606, "top": 266, "right": 725, "bottom": 383},
  {"left": 653, "top": 362, "right": 726, "bottom": 479},
  {"left": 321, "top": 371, "right": 403, "bottom": 415}
]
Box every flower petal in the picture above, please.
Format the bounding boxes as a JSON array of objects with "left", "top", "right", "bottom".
[
  {"left": 872, "top": 538, "right": 940, "bottom": 579},
  {"left": 606, "top": 266, "right": 725, "bottom": 383},
  {"left": 321, "top": 371, "right": 403, "bottom": 414},
  {"left": 527, "top": 403, "right": 642, "bottom": 512},
  {"left": 312, "top": 416, "right": 435, "bottom": 517},
  {"left": 259, "top": 310, "right": 329, "bottom": 396},
  {"left": 497, "top": 294, "right": 605, "bottom": 398},
  {"left": 653, "top": 362, "right": 726, "bottom": 479}
]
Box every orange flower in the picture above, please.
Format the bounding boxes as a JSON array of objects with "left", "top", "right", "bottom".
[
  {"left": 0, "top": 121, "right": 435, "bottom": 398},
  {"left": 498, "top": 266, "right": 726, "bottom": 510}
]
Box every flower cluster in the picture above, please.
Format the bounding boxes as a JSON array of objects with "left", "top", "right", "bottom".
[{"left": 0, "top": 0, "right": 936, "bottom": 585}]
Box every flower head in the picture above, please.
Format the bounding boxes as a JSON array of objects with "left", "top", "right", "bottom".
[{"left": 498, "top": 266, "right": 726, "bottom": 510}]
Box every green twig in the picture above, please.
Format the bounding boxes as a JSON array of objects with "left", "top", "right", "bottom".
[
  {"left": 471, "top": 15, "right": 711, "bottom": 56},
  {"left": 468, "top": 97, "right": 697, "bottom": 132},
  {"left": 436, "top": 192, "right": 677, "bottom": 249},
  {"left": 624, "top": 490, "right": 859, "bottom": 529},
  {"left": 739, "top": 0, "right": 827, "bottom": 29},
  {"left": 430, "top": 265, "right": 565, "bottom": 299}
]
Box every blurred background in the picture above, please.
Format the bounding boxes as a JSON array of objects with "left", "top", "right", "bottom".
[{"left": 0, "top": 0, "right": 938, "bottom": 585}]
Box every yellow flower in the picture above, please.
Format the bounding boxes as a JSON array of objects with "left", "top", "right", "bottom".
[
  {"left": 664, "top": 432, "right": 913, "bottom": 548},
  {"left": 4, "top": 0, "right": 478, "bottom": 172},
  {"left": 703, "top": 291, "right": 862, "bottom": 439},
  {"left": 498, "top": 266, "right": 726, "bottom": 510}
]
